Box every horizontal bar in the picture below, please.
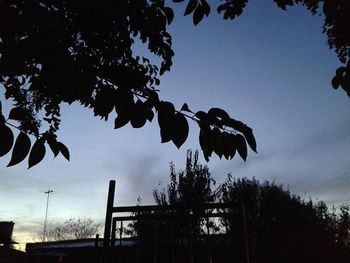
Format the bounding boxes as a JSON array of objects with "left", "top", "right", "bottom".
[
  {"left": 112, "top": 203, "right": 231, "bottom": 213},
  {"left": 112, "top": 212, "right": 230, "bottom": 222}
]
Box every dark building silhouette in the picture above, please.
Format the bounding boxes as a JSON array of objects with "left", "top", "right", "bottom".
[{"left": 0, "top": 221, "right": 25, "bottom": 263}]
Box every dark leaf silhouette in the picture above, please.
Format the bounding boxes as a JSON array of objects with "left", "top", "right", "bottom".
[
  {"left": 164, "top": 7, "right": 174, "bottom": 24},
  {"left": 195, "top": 111, "right": 208, "bottom": 121},
  {"left": 184, "top": 0, "right": 198, "bottom": 16},
  {"left": 198, "top": 124, "right": 213, "bottom": 162},
  {"left": 221, "top": 131, "right": 233, "bottom": 159},
  {"left": 236, "top": 133, "right": 247, "bottom": 161},
  {"left": 130, "top": 100, "right": 148, "bottom": 128},
  {"left": 212, "top": 128, "right": 223, "bottom": 159},
  {"left": 180, "top": 103, "right": 192, "bottom": 113},
  {"left": 228, "top": 133, "right": 237, "bottom": 159},
  {"left": 172, "top": 113, "right": 189, "bottom": 148},
  {"left": 57, "top": 142, "right": 70, "bottom": 161},
  {"left": 114, "top": 114, "right": 130, "bottom": 129},
  {"left": 47, "top": 137, "right": 60, "bottom": 158},
  {"left": 8, "top": 107, "right": 26, "bottom": 121},
  {"left": 158, "top": 101, "right": 175, "bottom": 143},
  {"left": 332, "top": 76, "right": 341, "bottom": 89},
  {"left": 28, "top": 139, "right": 46, "bottom": 168},
  {"left": 201, "top": 0, "right": 211, "bottom": 16},
  {"left": 193, "top": 4, "right": 205, "bottom": 25},
  {"left": 208, "top": 107, "right": 229, "bottom": 127},
  {"left": 93, "top": 90, "right": 115, "bottom": 121},
  {"left": 7, "top": 132, "right": 31, "bottom": 167},
  {"left": 146, "top": 110, "right": 154, "bottom": 122},
  {"left": 242, "top": 127, "right": 257, "bottom": 153},
  {"left": 160, "top": 126, "right": 173, "bottom": 143},
  {"left": 0, "top": 125, "right": 14, "bottom": 157},
  {"left": 208, "top": 107, "right": 230, "bottom": 120}
]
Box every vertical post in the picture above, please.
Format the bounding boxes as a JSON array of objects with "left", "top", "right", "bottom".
[
  {"left": 95, "top": 234, "right": 99, "bottom": 247},
  {"left": 171, "top": 218, "right": 175, "bottom": 263},
  {"left": 242, "top": 201, "right": 250, "bottom": 263},
  {"left": 111, "top": 218, "right": 116, "bottom": 247},
  {"left": 190, "top": 218, "right": 194, "bottom": 263},
  {"left": 137, "top": 233, "right": 140, "bottom": 263},
  {"left": 206, "top": 217, "right": 212, "bottom": 263},
  {"left": 119, "top": 221, "right": 123, "bottom": 263},
  {"left": 119, "top": 221, "right": 123, "bottom": 246},
  {"left": 153, "top": 222, "right": 158, "bottom": 263},
  {"left": 104, "top": 180, "right": 116, "bottom": 247}
]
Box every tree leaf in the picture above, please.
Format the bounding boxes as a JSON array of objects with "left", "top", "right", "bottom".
[
  {"left": 200, "top": 0, "right": 211, "bottom": 16},
  {"left": 199, "top": 124, "right": 213, "bottom": 161},
  {"left": 193, "top": 4, "right": 204, "bottom": 25},
  {"left": 7, "top": 132, "right": 31, "bottom": 167},
  {"left": 146, "top": 109, "right": 154, "bottom": 122},
  {"left": 28, "top": 139, "right": 46, "bottom": 168},
  {"left": 57, "top": 141, "right": 70, "bottom": 161},
  {"left": 332, "top": 75, "right": 340, "bottom": 89},
  {"left": 172, "top": 113, "right": 189, "bottom": 149},
  {"left": 157, "top": 101, "right": 175, "bottom": 143},
  {"left": 242, "top": 127, "right": 257, "bottom": 153},
  {"left": 0, "top": 125, "right": 14, "bottom": 157},
  {"left": 212, "top": 128, "right": 223, "bottom": 159},
  {"left": 228, "top": 133, "right": 237, "bottom": 159},
  {"left": 180, "top": 103, "right": 192, "bottom": 113},
  {"left": 160, "top": 126, "right": 172, "bottom": 143},
  {"left": 114, "top": 112, "right": 130, "bottom": 129},
  {"left": 184, "top": 0, "right": 197, "bottom": 16},
  {"left": 208, "top": 107, "right": 230, "bottom": 120},
  {"left": 130, "top": 100, "right": 148, "bottom": 128},
  {"left": 47, "top": 137, "right": 60, "bottom": 158},
  {"left": 8, "top": 107, "right": 26, "bottom": 121},
  {"left": 336, "top": 66, "right": 346, "bottom": 76},
  {"left": 195, "top": 111, "right": 208, "bottom": 121},
  {"left": 217, "top": 3, "right": 226, "bottom": 14},
  {"left": 236, "top": 134, "right": 247, "bottom": 161},
  {"left": 164, "top": 7, "right": 174, "bottom": 24},
  {"left": 221, "top": 132, "right": 232, "bottom": 159}
]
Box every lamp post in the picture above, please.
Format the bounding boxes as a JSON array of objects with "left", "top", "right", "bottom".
[{"left": 42, "top": 189, "right": 53, "bottom": 242}]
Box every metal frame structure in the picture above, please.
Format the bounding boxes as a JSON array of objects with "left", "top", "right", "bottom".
[{"left": 103, "top": 180, "right": 250, "bottom": 263}]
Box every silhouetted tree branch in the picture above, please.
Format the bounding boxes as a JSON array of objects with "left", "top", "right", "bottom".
[
  {"left": 0, "top": 0, "right": 349, "bottom": 167},
  {"left": 45, "top": 218, "right": 101, "bottom": 241}
]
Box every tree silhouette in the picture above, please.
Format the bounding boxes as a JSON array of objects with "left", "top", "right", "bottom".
[
  {"left": 44, "top": 218, "right": 101, "bottom": 241},
  {"left": 153, "top": 150, "right": 217, "bottom": 236},
  {"left": 128, "top": 162, "right": 350, "bottom": 262},
  {"left": 130, "top": 150, "right": 217, "bottom": 242},
  {"left": 218, "top": 176, "right": 350, "bottom": 263},
  {"left": 1, "top": 0, "right": 349, "bottom": 167}
]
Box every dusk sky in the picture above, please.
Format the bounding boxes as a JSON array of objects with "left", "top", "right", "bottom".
[{"left": 0, "top": 1, "right": 349, "bottom": 248}]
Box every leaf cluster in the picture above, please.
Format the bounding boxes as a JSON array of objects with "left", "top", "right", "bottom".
[
  {"left": 0, "top": 102, "right": 69, "bottom": 168},
  {"left": 1, "top": 0, "right": 349, "bottom": 167}
]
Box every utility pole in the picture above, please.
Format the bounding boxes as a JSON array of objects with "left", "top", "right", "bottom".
[{"left": 42, "top": 189, "right": 53, "bottom": 242}]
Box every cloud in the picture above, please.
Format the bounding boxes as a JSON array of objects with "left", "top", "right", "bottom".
[
  {"left": 208, "top": 118, "right": 350, "bottom": 205},
  {"left": 98, "top": 152, "right": 169, "bottom": 205}
]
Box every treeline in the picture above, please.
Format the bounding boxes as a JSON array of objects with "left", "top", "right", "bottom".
[{"left": 127, "top": 150, "right": 350, "bottom": 263}]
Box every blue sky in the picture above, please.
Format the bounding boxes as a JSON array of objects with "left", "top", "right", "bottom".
[{"left": 0, "top": 1, "right": 349, "bottom": 247}]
